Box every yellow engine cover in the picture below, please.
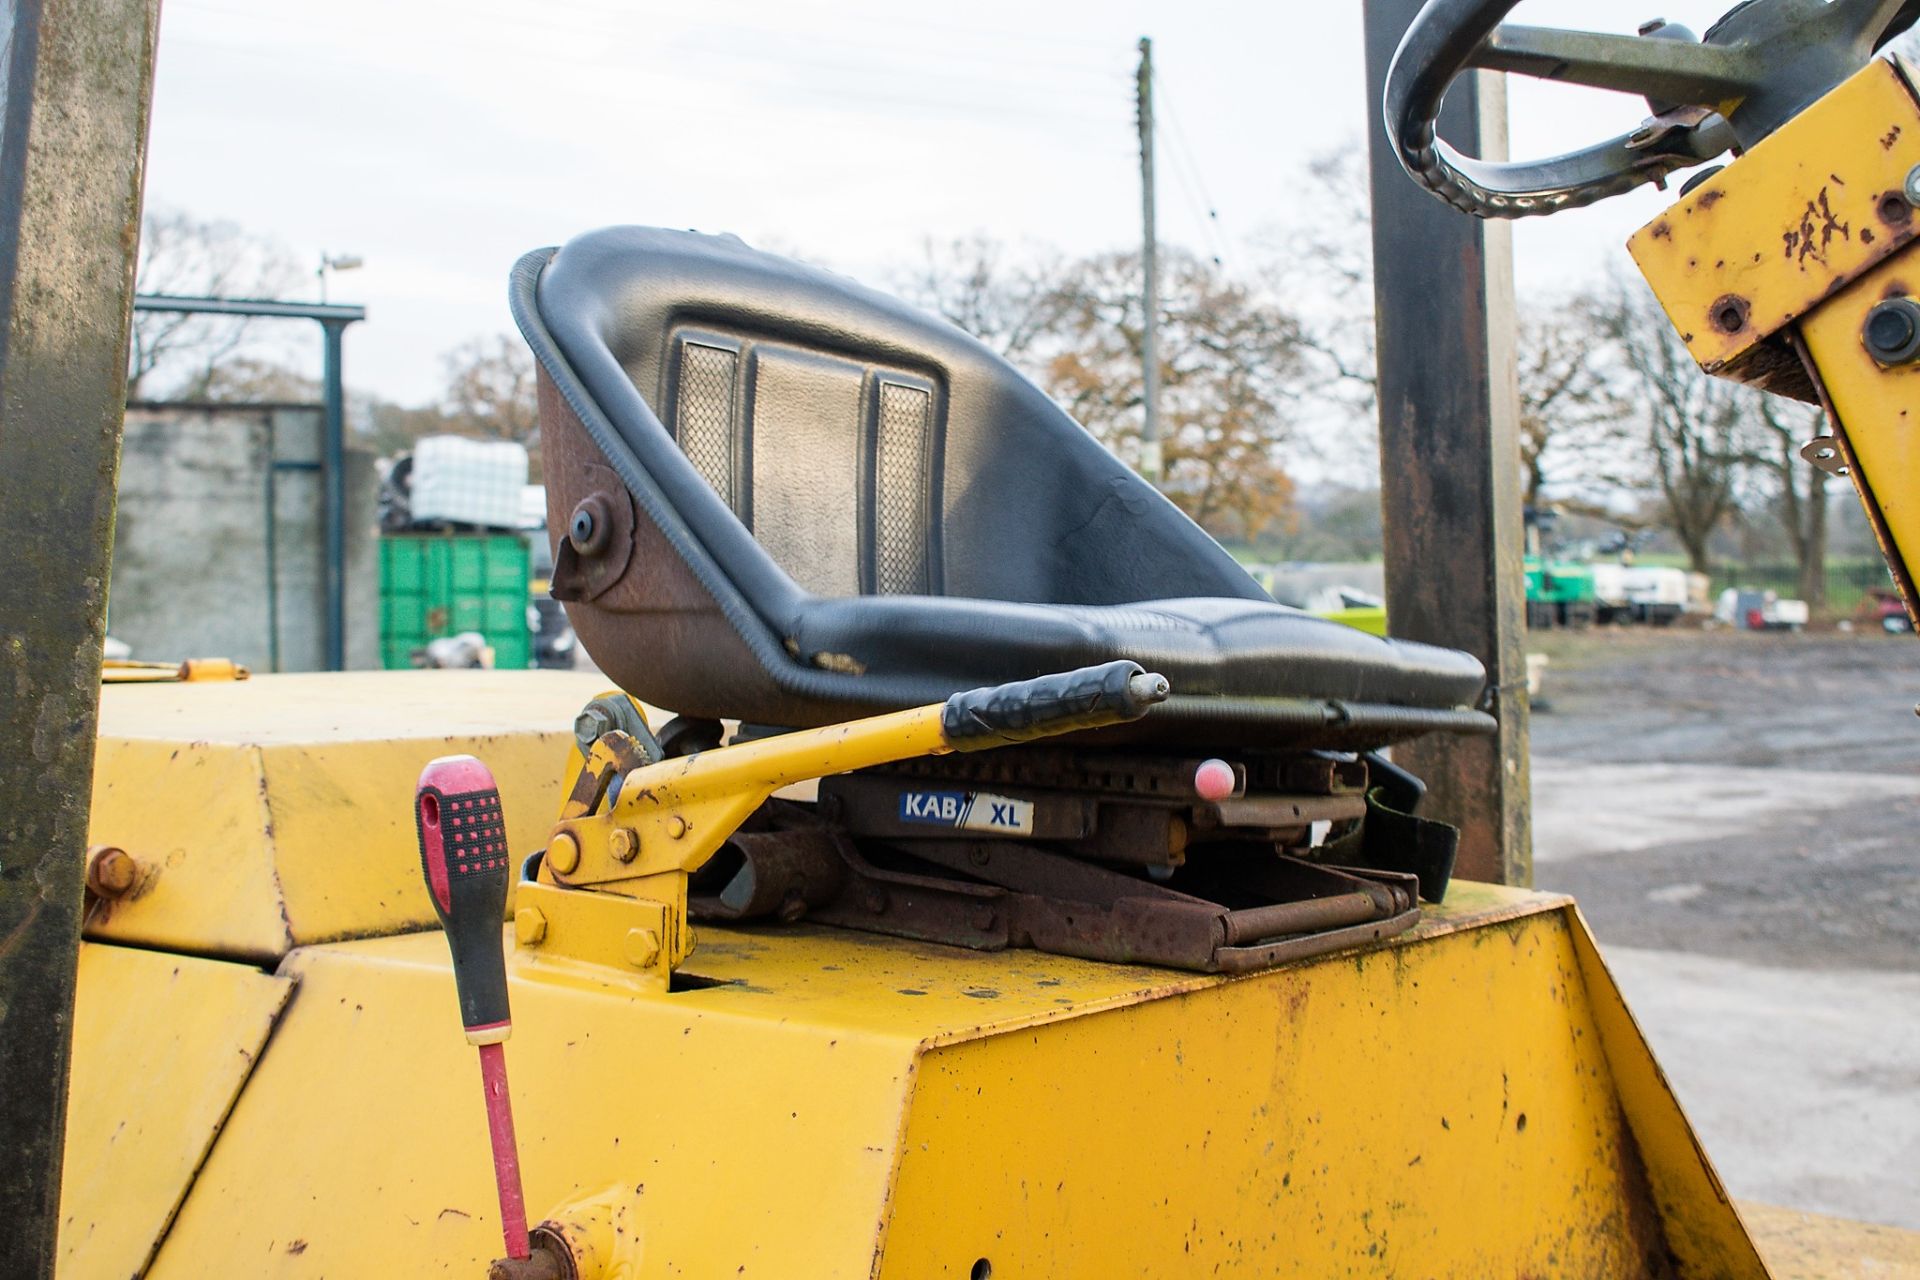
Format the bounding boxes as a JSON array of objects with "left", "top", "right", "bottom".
[{"left": 122, "top": 886, "right": 1762, "bottom": 1279}]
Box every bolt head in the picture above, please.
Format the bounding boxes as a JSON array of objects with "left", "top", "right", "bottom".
[
  {"left": 547, "top": 831, "right": 581, "bottom": 875},
  {"left": 573, "top": 705, "right": 612, "bottom": 751},
  {"left": 514, "top": 906, "right": 548, "bottom": 946},
  {"left": 1904, "top": 164, "right": 1920, "bottom": 209},
  {"left": 86, "top": 846, "right": 137, "bottom": 897},
  {"left": 610, "top": 827, "right": 638, "bottom": 862},
  {"left": 1864, "top": 297, "right": 1920, "bottom": 364},
  {"left": 666, "top": 815, "right": 688, "bottom": 839},
  {"left": 623, "top": 926, "right": 661, "bottom": 969}
]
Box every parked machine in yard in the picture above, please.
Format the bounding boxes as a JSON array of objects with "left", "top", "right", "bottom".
[
  {"left": 1592, "top": 562, "right": 1694, "bottom": 626},
  {"left": 1524, "top": 554, "right": 1598, "bottom": 627},
  {"left": 9, "top": 0, "right": 1920, "bottom": 1277}
]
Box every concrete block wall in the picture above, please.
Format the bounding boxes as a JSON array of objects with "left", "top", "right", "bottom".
[{"left": 108, "top": 404, "right": 379, "bottom": 670}]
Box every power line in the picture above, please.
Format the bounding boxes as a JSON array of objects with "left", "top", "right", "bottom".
[{"left": 1150, "top": 64, "right": 1234, "bottom": 267}]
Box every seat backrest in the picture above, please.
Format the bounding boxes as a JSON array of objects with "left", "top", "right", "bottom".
[
  {"left": 657, "top": 324, "right": 945, "bottom": 599},
  {"left": 532, "top": 227, "right": 1270, "bottom": 619}
]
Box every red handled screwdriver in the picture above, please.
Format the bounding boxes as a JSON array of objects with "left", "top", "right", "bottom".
[{"left": 415, "top": 755, "right": 532, "bottom": 1262}]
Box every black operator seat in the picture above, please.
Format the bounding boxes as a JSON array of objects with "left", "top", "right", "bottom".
[{"left": 511, "top": 226, "right": 1492, "bottom": 748}]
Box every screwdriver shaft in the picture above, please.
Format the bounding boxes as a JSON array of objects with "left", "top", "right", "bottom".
[{"left": 477, "top": 1041, "right": 531, "bottom": 1260}]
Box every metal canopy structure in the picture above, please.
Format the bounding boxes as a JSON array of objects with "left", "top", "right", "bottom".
[
  {"left": 0, "top": 6, "right": 1539, "bottom": 1275},
  {"left": 0, "top": 1, "right": 162, "bottom": 1274},
  {"left": 1362, "top": 0, "right": 1533, "bottom": 887},
  {"left": 132, "top": 293, "right": 368, "bottom": 672}
]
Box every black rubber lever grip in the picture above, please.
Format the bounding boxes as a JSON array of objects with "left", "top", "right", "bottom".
[
  {"left": 415, "top": 754, "right": 515, "bottom": 1043},
  {"left": 940, "top": 660, "right": 1171, "bottom": 751}
]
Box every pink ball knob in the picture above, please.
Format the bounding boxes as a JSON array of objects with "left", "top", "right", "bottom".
[{"left": 1193, "top": 758, "right": 1236, "bottom": 802}]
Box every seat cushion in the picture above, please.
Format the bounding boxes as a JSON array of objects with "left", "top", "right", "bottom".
[{"left": 790, "top": 594, "right": 1486, "bottom": 708}]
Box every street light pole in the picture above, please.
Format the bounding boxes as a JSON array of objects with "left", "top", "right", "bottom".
[{"left": 317, "top": 251, "right": 363, "bottom": 304}]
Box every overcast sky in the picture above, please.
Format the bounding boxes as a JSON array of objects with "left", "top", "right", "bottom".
[{"left": 145, "top": 0, "right": 1750, "bottom": 405}]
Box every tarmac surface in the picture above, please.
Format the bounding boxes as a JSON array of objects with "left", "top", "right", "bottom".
[{"left": 1527, "top": 628, "right": 1920, "bottom": 1229}]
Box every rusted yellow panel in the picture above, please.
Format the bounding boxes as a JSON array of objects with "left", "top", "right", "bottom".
[
  {"left": 1795, "top": 256, "right": 1920, "bottom": 600},
  {"left": 141, "top": 884, "right": 1761, "bottom": 1278},
  {"left": 1629, "top": 58, "right": 1920, "bottom": 375},
  {"left": 88, "top": 737, "right": 294, "bottom": 957},
  {"left": 881, "top": 891, "right": 1763, "bottom": 1279},
  {"left": 147, "top": 928, "right": 924, "bottom": 1279},
  {"left": 1569, "top": 909, "right": 1764, "bottom": 1272},
  {"left": 59, "top": 943, "right": 292, "bottom": 1279},
  {"left": 87, "top": 671, "right": 607, "bottom": 959}
]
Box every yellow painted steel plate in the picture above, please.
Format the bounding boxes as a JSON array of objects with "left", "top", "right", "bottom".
[
  {"left": 87, "top": 671, "right": 611, "bottom": 959},
  {"left": 1629, "top": 58, "right": 1920, "bottom": 374},
  {"left": 1797, "top": 258, "right": 1920, "bottom": 601},
  {"left": 145, "top": 885, "right": 1764, "bottom": 1278},
  {"left": 58, "top": 943, "right": 292, "bottom": 1279}
]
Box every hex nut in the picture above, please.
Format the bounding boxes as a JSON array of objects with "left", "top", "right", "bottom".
[
  {"left": 623, "top": 926, "right": 661, "bottom": 969},
  {"left": 547, "top": 831, "right": 581, "bottom": 876},
  {"left": 610, "top": 827, "right": 639, "bottom": 863},
  {"left": 573, "top": 705, "right": 614, "bottom": 754},
  {"left": 85, "top": 846, "right": 138, "bottom": 898},
  {"left": 515, "top": 906, "right": 548, "bottom": 947}
]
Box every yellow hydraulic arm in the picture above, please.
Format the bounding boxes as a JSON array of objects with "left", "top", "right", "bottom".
[{"left": 517, "top": 660, "right": 1170, "bottom": 985}]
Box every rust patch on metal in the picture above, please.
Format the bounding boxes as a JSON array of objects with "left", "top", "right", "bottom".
[
  {"left": 1782, "top": 187, "right": 1852, "bottom": 265},
  {"left": 1697, "top": 189, "right": 1724, "bottom": 210},
  {"left": 1883, "top": 124, "right": 1903, "bottom": 150},
  {"left": 1877, "top": 191, "right": 1913, "bottom": 226},
  {"left": 1649, "top": 220, "right": 1671, "bottom": 240}
]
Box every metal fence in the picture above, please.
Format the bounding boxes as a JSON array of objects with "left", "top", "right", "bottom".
[{"left": 1712, "top": 558, "right": 1896, "bottom": 611}]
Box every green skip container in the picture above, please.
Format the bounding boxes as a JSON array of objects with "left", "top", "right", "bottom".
[{"left": 379, "top": 533, "right": 532, "bottom": 670}]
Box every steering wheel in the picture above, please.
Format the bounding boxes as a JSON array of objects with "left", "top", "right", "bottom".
[{"left": 1386, "top": 0, "right": 1920, "bottom": 218}]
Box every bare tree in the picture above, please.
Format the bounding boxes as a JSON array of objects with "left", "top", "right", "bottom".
[
  {"left": 439, "top": 335, "right": 539, "bottom": 445},
  {"left": 196, "top": 356, "right": 318, "bottom": 404},
  {"left": 1516, "top": 297, "right": 1634, "bottom": 509},
  {"left": 1260, "top": 151, "right": 1379, "bottom": 416},
  {"left": 1278, "top": 152, "right": 1636, "bottom": 512},
  {"left": 360, "top": 335, "right": 544, "bottom": 475},
  {"left": 894, "top": 235, "right": 1068, "bottom": 364},
  {"left": 1593, "top": 280, "right": 1746, "bottom": 573},
  {"left": 129, "top": 208, "right": 303, "bottom": 400},
  {"left": 896, "top": 236, "right": 1311, "bottom": 540},
  {"left": 1738, "top": 393, "right": 1831, "bottom": 606},
  {"left": 1042, "top": 247, "right": 1308, "bottom": 540}
]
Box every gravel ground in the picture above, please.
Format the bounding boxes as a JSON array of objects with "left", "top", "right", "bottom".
[{"left": 1525, "top": 627, "right": 1920, "bottom": 1227}]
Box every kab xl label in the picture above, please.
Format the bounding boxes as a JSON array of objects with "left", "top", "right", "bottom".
[{"left": 898, "top": 789, "right": 1035, "bottom": 836}]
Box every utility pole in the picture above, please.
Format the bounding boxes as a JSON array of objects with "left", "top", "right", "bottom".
[{"left": 1136, "top": 35, "right": 1162, "bottom": 486}]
